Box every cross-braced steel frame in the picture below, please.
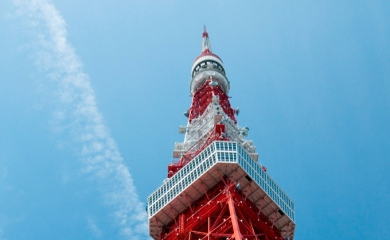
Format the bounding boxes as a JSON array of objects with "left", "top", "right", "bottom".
[{"left": 160, "top": 180, "right": 284, "bottom": 240}]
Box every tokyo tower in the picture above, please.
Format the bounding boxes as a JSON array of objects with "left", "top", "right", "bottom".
[{"left": 147, "top": 27, "right": 295, "bottom": 240}]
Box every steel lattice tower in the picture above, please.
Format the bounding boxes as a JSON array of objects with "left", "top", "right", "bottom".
[{"left": 147, "top": 28, "right": 295, "bottom": 240}]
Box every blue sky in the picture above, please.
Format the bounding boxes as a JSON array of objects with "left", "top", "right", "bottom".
[{"left": 1, "top": 0, "right": 389, "bottom": 239}]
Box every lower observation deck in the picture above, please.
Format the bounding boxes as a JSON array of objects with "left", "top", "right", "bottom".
[{"left": 147, "top": 141, "right": 295, "bottom": 239}]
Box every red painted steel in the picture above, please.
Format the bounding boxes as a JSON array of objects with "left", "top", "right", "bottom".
[
  {"left": 154, "top": 29, "right": 294, "bottom": 240},
  {"left": 203, "top": 26, "right": 209, "bottom": 38},
  {"left": 168, "top": 80, "right": 236, "bottom": 177},
  {"left": 193, "top": 51, "right": 222, "bottom": 62},
  {"left": 159, "top": 180, "right": 283, "bottom": 240},
  {"left": 189, "top": 79, "right": 236, "bottom": 123},
  {"left": 167, "top": 124, "right": 228, "bottom": 178}
]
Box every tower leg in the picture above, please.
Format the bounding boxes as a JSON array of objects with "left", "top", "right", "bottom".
[{"left": 227, "top": 191, "right": 243, "bottom": 240}]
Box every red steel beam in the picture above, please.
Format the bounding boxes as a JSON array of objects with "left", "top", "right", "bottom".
[
  {"left": 159, "top": 181, "right": 283, "bottom": 240},
  {"left": 227, "top": 191, "right": 244, "bottom": 240}
]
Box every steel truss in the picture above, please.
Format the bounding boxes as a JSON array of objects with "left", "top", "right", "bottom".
[
  {"left": 160, "top": 180, "right": 284, "bottom": 240},
  {"left": 169, "top": 79, "right": 257, "bottom": 178},
  {"left": 188, "top": 78, "right": 236, "bottom": 123}
]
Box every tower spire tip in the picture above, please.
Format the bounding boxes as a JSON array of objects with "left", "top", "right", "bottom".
[
  {"left": 202, "top": 26, "right": 210, "bottom": 52},
  {"left": 203, "top": 25, "right": 209, "bottom": 38}
]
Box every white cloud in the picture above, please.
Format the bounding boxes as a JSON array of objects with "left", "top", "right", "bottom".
[
  {"left": 87, "top": 218, "right": 103, "bottom": 238},
  {"left": 14, "top": 0, "right": 148, "bottom": 238}
]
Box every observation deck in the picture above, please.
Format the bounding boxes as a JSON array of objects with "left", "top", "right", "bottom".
[{"left": 147, "top": 141, "right": 295, "bottom": 239}]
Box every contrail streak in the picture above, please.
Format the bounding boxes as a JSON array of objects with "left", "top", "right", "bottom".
[{"left": 14, "top": 0, "right": 148, "bottom": 238}]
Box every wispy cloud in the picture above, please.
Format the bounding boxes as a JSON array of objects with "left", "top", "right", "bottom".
[
  {"left": 87, "top": 217, "right": 103, "bottom": 238},
  {"left": 14, "top": 0, "right": 148, "bottom": 238}
]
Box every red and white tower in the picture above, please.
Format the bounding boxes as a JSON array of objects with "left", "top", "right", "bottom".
[{"left": 147, "top": 28, "right": 295, "bottom": 240}]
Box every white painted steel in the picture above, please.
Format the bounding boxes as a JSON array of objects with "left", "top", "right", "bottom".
[
  {"left": 148, "top": 141, "right": 295, "bottom": 239},
  {"left": 174, "top": 98, "right": 256, "bottom": 160},
  {"left": 190, "top": 69, "right": 229, "bottom": 94}
]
